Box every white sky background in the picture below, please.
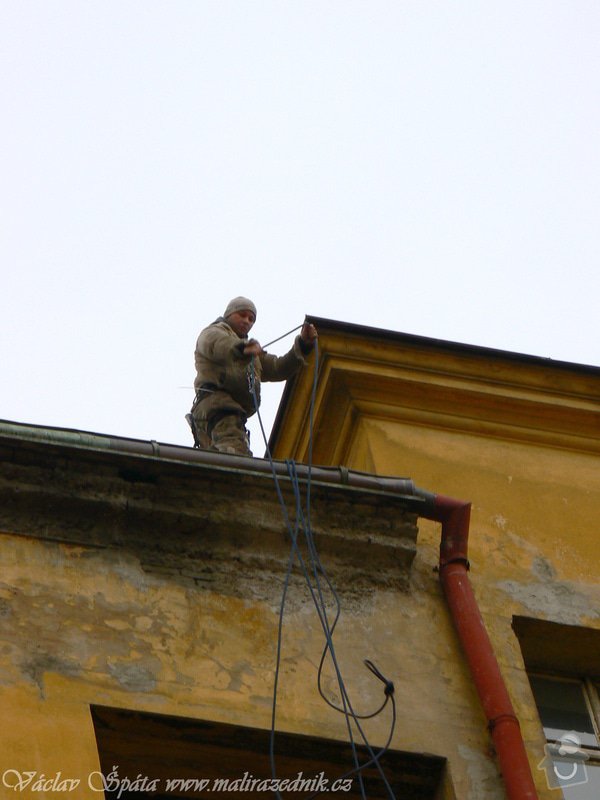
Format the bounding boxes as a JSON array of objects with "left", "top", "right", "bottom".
[{"left": 1, "top": 1, "right": 599, "bottom": 451}]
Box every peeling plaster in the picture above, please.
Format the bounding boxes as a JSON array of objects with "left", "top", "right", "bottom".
[
  {"left": 504, "top": 530, "right": 542, "bottom": 558},
  {"left": 457, "top": 745, "right": 502, "bottom": 800},
  {"left": 493, "top": 515, "right": 508, "bottom": 530},
  {"left": 21, "top": 652, "right": 80, "bottom": 698},
  {"left": 0, "top": 573, "right": 171, "bottom": 696},
  {"left": 496, "top": 578, "right": 600, "bottom": 624},
  {"left": 531, "top": 557, "right": 557, "bottom": 581},
  {"left": 107, "top": 659, "right": 160, "bottom": 692}
]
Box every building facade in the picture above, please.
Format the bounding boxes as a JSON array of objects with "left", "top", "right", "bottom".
[
  {"left": 270, "top": 317, "right": 600, "bottom": 799},
  {"left": 0, "top": 317, "right": 599, "bottom": 799}
]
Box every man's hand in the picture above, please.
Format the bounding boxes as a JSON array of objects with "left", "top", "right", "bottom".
[
  {"left": 300, "top": 323, "right": 318, "bottom": 345},
  {"left": 243, "top": 339, "right": 264, "bottom": 357}
]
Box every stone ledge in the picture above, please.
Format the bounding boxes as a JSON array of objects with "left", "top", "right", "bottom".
[{"left": 0, "top": 439, "right": 418, "bottom": 593}]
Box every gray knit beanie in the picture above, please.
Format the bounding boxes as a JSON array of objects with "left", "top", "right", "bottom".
[{"left": 224, "top": 296, "right": 257, "bottom": 319}]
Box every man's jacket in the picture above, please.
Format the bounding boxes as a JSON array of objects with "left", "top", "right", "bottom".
[{"left": 193, "top": 318, "right": 308, "bottom": 419}]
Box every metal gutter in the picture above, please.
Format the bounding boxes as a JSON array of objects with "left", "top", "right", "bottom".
[{"left": 0, "top": 419, "right": 424, "bottom": 508}]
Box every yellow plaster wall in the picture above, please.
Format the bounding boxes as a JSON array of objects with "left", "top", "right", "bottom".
[
  {"left": 343, "top": 415, "right": 600, "bottom": 800},
  {"left": 352, "top": 417, "right": 599, "bottom": 584},
  {"left": 271, "top": 326, "right": 600, "bottom": 799},
  {"left": 0, "top": 523, "right": 491, "bottom": 799},
  {"left": 0, "top": 525, "right": 571, "bottom": 800},
  {"left": 0, "top": 532, "right": 279, "bottom": 798}
]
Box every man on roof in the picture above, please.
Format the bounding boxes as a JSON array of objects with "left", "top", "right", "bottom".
[{"left": 188, "top": 296, "right": 317, "bottom": 455}]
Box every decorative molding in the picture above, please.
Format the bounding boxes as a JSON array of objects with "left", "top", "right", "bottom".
[{"left": 273, "top": 332, "right": 600, "bottom": 464}]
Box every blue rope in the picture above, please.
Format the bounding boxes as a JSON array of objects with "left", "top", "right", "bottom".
[
  {"left": 286, "top": 458, "right": 396, "bottom": 799},
  {"left": 285, "top": 458, "right": 367, "bottom": 800},
  {"left": 250, "top": 343, "right": 397, "bottom": 800}
]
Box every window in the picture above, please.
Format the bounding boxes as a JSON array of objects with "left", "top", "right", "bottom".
[
  {"left": 512, "top": 617, "right": 600, "bottom": 799},
  {"left": 91, "top": 705, "right": 449, "bottom": 799},
  {"left": 528, "top": 674, "right": 600, "bottom": 799}
]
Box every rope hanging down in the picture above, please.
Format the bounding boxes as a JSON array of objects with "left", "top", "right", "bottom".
[
  {"left": 284, "top": 457, "right": 396, "bottom": 800},
  {"left": 249, "top": 338, "right": 398, "bottom": 800}
]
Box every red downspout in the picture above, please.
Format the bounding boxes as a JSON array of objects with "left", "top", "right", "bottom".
[{"left": 422, "top": 493, "right": 539, "bottom": 800}]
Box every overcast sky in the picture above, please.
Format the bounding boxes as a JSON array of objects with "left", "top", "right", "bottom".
[{"left": 2, "top": 1, "right": 599, "bottom": 451}]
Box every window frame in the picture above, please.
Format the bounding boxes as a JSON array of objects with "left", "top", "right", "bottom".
[{"left": 528, "top": 671, "right": 600, "bottom": 766}]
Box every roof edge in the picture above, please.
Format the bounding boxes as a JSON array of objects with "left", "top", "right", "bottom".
[
  {"left": 0, "top": 418, "right": 431, "bottom": 513},
  {"left": 304, "top": 315, "right": 600, "bottom": 374}
]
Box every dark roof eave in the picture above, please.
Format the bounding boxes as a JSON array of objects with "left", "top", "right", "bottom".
[{"left": 303, "top": 315, "right": 600, "bottom": 374}]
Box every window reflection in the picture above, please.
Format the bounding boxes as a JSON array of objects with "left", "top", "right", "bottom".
[{"left": 529, "top": 676, "right": 598, "bottom": 749}]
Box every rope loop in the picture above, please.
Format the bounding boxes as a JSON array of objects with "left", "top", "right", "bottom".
[{"left": 364, "top": 659, "right": 395, "bottom": 697}]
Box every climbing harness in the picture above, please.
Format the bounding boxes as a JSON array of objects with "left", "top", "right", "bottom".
[{"left": 185, "top": 325, "right": 301, "bottom": 449}]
